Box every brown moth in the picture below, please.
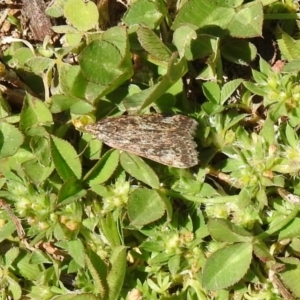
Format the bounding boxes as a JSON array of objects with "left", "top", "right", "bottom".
[{"left": 84, "top": 114, "right": 199, "bottom": 168}]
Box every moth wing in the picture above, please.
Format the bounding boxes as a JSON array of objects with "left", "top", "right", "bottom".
[
  {"left": 95, "top": 114, "right": 198, "bottom": 132},
  {"left": 101, "top": 131, "right": 198, "bottom": 168},
  {"left": 85, "top": 114, "right": 199, "bottom": 168}
]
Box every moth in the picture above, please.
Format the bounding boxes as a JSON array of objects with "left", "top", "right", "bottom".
[{"left": 84, "top": 114, "right": 199, "bottom": 168}]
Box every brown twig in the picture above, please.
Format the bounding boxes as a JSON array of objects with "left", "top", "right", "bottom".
[
  {"left": 277, "top": 188, "right": 300, "bottom": 205},
  {"left": 0, "top": 199, "right": 25, "bottom": 240},
  {"left": 21, "top": 0, "right": 53, "bottom": 41}
]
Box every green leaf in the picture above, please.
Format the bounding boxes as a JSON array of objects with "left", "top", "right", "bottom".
[
  {"left": 79, "top": 40, "right": 123, "bottom": 85},
  {"left": 208, "top": 219, "right": 253, "bottom": 243},
  {"left": 243, "top": 81, "right": 266, "bottom": 97},
  {"left": 70, "top": 100, "right": 95, "bottom": 115},
  {"left": 275, "top": 25, "right": 300, "bottom": 61},
  {"left": 221, "top": 40, "right": 257, "bottom": 65},
  {"left": 227, "top": 2, "right": 263, "bottom": 38},
  {"left": 65, "top": 33, "right": 84, "bottom": 47},
  {"left": 172, "top": 0, "right": 235, "bottom": 30},
  {"left": 173, "top": 25, "right": 197, "bottom": 60},
  {"left": 79, "top": 28, "right": 134, "bottom": 92},
  {"left": 64, "top": 0, "right": 99, "bottom": 31},
  {"left": 50, "top": 135, "right": 82, "bottom": 181},
  {"left": 57, "top": 177, "right": 86, "bottom": 206},
  {"left": 123, "top": 0, "right": 164, "bottom": 29},
  {"left": 0, "top": 123, "right": 24, "bottom": 158},
  {"left": 0, "top": 93, "right": 10, "bottom": 118},
  {"left": 85, "top": 251, "right": 108, "bottom": 298},
  {"left": 25, "top": 57, "right": 55, "bottom": 74},
  {"left": 167, "top": 53, "right": 188, "bottom": 83},
  {"left": 253, "top": 241, "right": 274, "bottom": 262},
  {"left": 99, "top": 213, "right": 121, "bottom": 248},
  {"left": 16, "top": 252, "right": 44, "bottom": 280},
  {"left": 174, "top": 28, "right": 220, "bottom": 61},
  {"left": 128, "top": 188, "right": 166, "bottom": 226},
  {"left": 52, "top": 25, "right": 80, "bottom": 33},
  {"left": 140, "top": 240, "right": 164, "bottom": 252},
  {"left": 58, "top": 64, "right": 86, "bottom": 99},
  {"left": 48, "top": 94, "right": 80, "bottom": 113},
  {"left": 123, "top": 53, "right": 188, "bottom": 111},
  {"left": 52, "top": 294, "right": 98, "bottom": 300},
  {"left": 202, "top": 243, "right": 253, "bottom": 290},
  {"left": 278, "top": 217, "right": 300, "bottom": 240},
  {"left": 4, "top": 247, "right": 19, "bottom": 267},
  {"left": 67, "top": 240, "right": 85, "bottom": 267},
  {"left": 202, "top": 103, "right": 224, "bottom": 115},
  {"left": 90, "top": 184, "right": 112, "bottom": 198},
  {"left": 284, "top": 123, "right": 298, "bottom": 148},
  {"left": 223, "top": 113, "right": 248, "bottom": 132},
  {"left": 259, "top": 56, "right": 273, "bottom": 75},
  {"left": 220, "top": 79, "right": 243, "bottom": 104},
  {"left": 123, "top": 82, "right": 161, "bottom": 111},
  {"left": 281, "top": 59, "right": 300, "bottom": 73},
  {"left": 13, "top": 47, "right": 35, "bottom": 66},
  {"left": 280, "top": 257, "right": 300, "bottom": 298},
  {"left": 196, "top": 38, "right": 222, "bottom": 81},
  {"left": 46, "top": 0, "right": 65, "bottom": 18},
  {"left": 107, "top": 246, "right": 126, "bottom": 300},
  {"left": 80, "top": 132, "right": 103, "bottom": 160},
  {"left": 22, "top": 158, "right": 54, "bottom": 184},
  {"left": 20, "top": 94, "right": 53, "bottom": 132},
  {"left": 30, "top": 250, "right": 52, "bottom": 264},
  {"left": 6, "top": 276, "right": 22, "bottom": 300},
  {"left": 30, "top": 135, "right": 51, "bottom": 167},
  {"left": 120, "top": 152, "right": 160, "bottom": 188},
  {"left": 251, "top": 69, "right": 267, "bottom": 85},
  {"left": 259, "top": 117, "right": 275, "bottom": 146},
  {"left": 0, "top": 219, "right": 18, "bottom": 243},
  {"left": 202, "top": 82, "right": 221, "bottom": 103},
  {"left": 85, "top": 149, "right": 119, "bottom": 185},
  {"left": 137, "top": 27, "right": 172, "bottom": 62},
  {"left": 195, "top": 34, "right": 220, "bottom": 61},
  {"left": 156, "top": 189, "right": 172, "bottom": 222},
  {"left": 212, "top": 0, "right": 243, "bottom": 7},
  {"left": 102, "top": 26, "right": 131, "bottom": 59}
]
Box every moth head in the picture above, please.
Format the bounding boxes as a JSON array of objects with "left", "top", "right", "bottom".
[{"left": 72, "top": 115, "right": 95, "bottom": 133}]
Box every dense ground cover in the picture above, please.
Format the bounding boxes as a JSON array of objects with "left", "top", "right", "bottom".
[{"left": 1, "top": 0, "right": 300, "bottom": 299}]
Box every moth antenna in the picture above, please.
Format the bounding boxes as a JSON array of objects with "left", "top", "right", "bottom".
[
  {"left": 75, "top": 136, "right": 102, "bottom": 158},
  {"left": 75, "top": 141, "right": 90, "bottom": 158}
]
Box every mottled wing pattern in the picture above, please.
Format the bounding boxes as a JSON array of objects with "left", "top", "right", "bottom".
[{"left": 84, "top": 114, "right": 199, "bottom": 168}]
